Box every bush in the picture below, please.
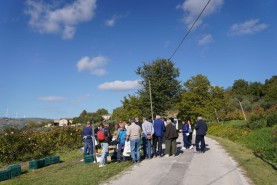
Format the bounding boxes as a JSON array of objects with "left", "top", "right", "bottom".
[
  {"left": 208, "top": 123, "right": 250, "bottom": 141},
  {"left": 240, "top": 126, "right": 277, "bottom": 166},
  {"left": 0, "top": 126, "right": 83, "bottom": 164},
  {"left": 266, "top": 112, "right": 277, "bottom": 127},
  {"left": 247, "top": 113, "right": 266, "bottom": 129}
]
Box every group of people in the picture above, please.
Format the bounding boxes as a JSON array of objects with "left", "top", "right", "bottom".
[{"left": 81, "top": 115, "right": 208, "bottom": 167}]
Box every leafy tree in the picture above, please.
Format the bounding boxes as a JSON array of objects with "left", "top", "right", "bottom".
[
  {"left": 136, "top": 58, "right": 182, "bottom": 116},
  {"left": 264, "top": 76, "right": 277, "bottom": 105},
  {"left": 112, "top": 107, "right": 127, "bottom": 122},
  {"left": 121, "top": 95, "right": 143, "bottom": 119},
  {"left": 178, "top": 74, "right": 225, "bottom": 121},
  {"left": 231, "top": 79, "right": 249, "bottom": 99}
]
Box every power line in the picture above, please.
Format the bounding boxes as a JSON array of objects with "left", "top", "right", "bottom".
[{"left": 169, "top": 0, "right": 212, "bottom": 60}]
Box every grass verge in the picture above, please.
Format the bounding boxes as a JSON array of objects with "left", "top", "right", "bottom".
[
  {"left": 0, "top": 149, "right": 131, "bottom": 185},
  {"left": 209, "top": 135, "right": 277, "bottom": 185}
]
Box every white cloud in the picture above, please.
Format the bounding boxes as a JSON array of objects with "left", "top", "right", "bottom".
[
  {"left": 70, "top": 93, "right": 94, "bottom": 104},
  {"left": 98, "top": 80, "right": 142, "bottom": 91},
  {"left": 77, "top": 56, "right": 108, "bottom": 76},
  {"left": 37, "top": 96, "right": 66, "bottom": 102},
  {"left": 25, "top": 0, "right": 97, "bottom": 39},
  {"left": 198, "top": 34, "right": 213, "bottom": 45},
  {"left": 229, "top": 19, "right": 268, "bottom": 36},
  {"left": 177, "top": 0, "right": 223, "bottom": 29},
  {"left": 105, "top": 15, "right": 117, "bottom": 27}
]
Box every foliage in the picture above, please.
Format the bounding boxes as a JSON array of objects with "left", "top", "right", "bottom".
[
  {"left": 208, "top": 123, "right": 277, "bottom": 167},
  {"left": 178, "top": 74, "right": 225, "bottom": 121},
  {"left": 246, "top": 113, "right": 266, "bottom": 129},
  {"left": 73, "top": 108, "right": 109, "bottom": 124},
  {"left": 0, "top": 126, "right": 83, "bottom": 164},
  {"left": 207, "top": 123, "right": 250, "bottom": 141},
  {"left": 136, "top": 58, "right": 182, "bottom": 116},
  {"left": 266, "top": 112, "right": 277, "bottom": 127},
  {"left": 121, "top": 95, "right": 143, "bottom": 119},
  {"left": 240, "top": 126, "right": 277, "bottom": 166}
]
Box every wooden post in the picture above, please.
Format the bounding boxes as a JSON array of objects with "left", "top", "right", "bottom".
[{"left": 239, "top": 101, "right": 247, "bottom": 121}]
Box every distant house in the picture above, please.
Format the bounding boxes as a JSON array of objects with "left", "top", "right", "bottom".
[
  {"left": 102, "top": 114, "right": 112, "bottom": 121},
  {"left": 53, "top": 118, "right": 73, "bottom": 126}
]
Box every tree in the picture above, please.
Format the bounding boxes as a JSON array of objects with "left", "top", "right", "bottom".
[
  {"left": 112, "top": 107, "right": 127, "bottom": 122},
  {"left": 231, "top": 79, "right": 249, "bottom": 99},
  {"left": 136, "top": 58, "right": 182, "bottom": 116},
  {"left": 264, "top": 76, "right": 277, "bottom": 105},
  {"left": 178, "top": 74, "right": 225, "bottom": 121},
  {"left": 121, "top": 95, "right": 143, "bottom": 119}
]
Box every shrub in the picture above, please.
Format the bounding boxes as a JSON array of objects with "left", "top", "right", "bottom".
[
  {"left": 208, "top": 123, "right": 250, "bottom": 141},
  {"left": 0, "top": 126, "right": 83, "bottom": 164},
  {"left": 266, "top": 112, "right": 277, "bottom": 127},
  {"left": 247, "top": 113, "right": 267, "bottom": 129}
]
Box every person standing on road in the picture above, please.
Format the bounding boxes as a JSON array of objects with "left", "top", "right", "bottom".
[
  {"left": 181, "top": 120, "right": 193, "bottom": 150},
  {"left": 153, "top": 115, "right": 166, "bottom": 157},
  {"left": 194, "top": 116, "right": 208, "bottom": 153},
  {"left": 142, "top": 117, "right": 154, "bottom": 159},
  {"left": 82, "top": 121, "right": 93, "bottom": 157},
  {"left": 127, "top": 118, "right": 142, "bottom": 163},
  {"left": 164, "top": 119, "right": 179, "bottom": 157}
]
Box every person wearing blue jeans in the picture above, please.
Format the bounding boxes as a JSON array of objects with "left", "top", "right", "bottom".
[
  {"left": 100, "top": 142, "right": 109, "bottom": 166},
  {"left": 126, "top": 118, "right": 141, "bottom": 163},
  {"left": 82, "top": 121, "right": 93, "bottom": 160},
  {"left": 142, "top": 117, "right": 154, "bottom": 159},
  {"left": 130, "top": 138, "right": 141, "bottom": 163},
  {"left": 99, "top": 123, "right": 111, "bottom": 167},
  {"left": 117, "top": 123, "right": 127, "bottom": 162}
]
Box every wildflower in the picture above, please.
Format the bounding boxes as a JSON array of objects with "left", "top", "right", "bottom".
[
  {"left": 5, "top": 133, "right": 8, "bottom": 136},
  {"left": 11, "top": 132, "right": 14, "bottom": 134},
  {"left": 28, "top": 138, "right": 31, "bottom": 140}
]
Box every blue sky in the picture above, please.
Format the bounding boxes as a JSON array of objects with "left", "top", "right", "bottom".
[{"left": 0, "top": 0, "right": 276, "bottom": 119}]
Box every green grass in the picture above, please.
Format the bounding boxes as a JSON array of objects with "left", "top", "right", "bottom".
[
  {"left": 222, "top": 120, "right": 247, "bottom": 128},
  {"left": 0, "top": 150, "right": 131, "bottom": 185},
  {"left": 209, "top": 135, "right": 277, "bottom": 185}
]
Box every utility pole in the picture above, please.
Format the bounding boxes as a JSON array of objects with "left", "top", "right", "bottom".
[
  {"left": 239, "top": 101, "right": 247, "bottom": 121},
  {"left": 91, "top": 120, "right": 97, "bottom": 163},
  {"left": 149, "top": 80, "right": 154, "bottom": 122}
]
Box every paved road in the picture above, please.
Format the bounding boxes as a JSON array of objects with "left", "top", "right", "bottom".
[{"left": 102, "top": 136, "right": 251, "bottom": 185}]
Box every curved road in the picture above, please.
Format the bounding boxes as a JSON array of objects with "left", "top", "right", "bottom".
[{"left": 102, "top": 136, "right": 251, "bottom": 185}]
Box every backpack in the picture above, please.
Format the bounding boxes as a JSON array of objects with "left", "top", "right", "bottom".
[{"left": 97, "top": 129, "right": 106, "bottom": 141}]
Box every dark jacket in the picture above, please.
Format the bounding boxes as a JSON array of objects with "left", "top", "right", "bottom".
[
  {"left": 153, "top": 118, "right": 166, "bottom": 137},
  {"left": 164, "top": 123, "right": 178, "bottom": 140},
  {"left": 194, "top": 120, "right": 208, "bottom": 136},
  {"left": 82, "top": 126, "right": 93, "bottom": 140}
]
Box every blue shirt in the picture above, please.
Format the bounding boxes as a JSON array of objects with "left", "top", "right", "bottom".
[
  {"left": 153, "top": 118, "right": 165, "bottom": 137},
  {"left": 82, "top": 126, "right": 92, "bottom": 139}
]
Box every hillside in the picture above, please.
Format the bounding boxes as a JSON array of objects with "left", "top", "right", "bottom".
[{"left": 0, "top": 117, "right": 53, "bottom": 130}]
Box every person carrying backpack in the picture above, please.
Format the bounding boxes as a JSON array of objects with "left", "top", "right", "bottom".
[{"left": 98, "top": 122, "right": 111, "bottom": 167}]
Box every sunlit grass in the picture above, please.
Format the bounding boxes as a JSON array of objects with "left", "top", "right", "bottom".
[
  {"left": 210, "top": 135, "right": 277, "bottom": 185},
  {"left": 0, "top": 149, "right": 131, "bottom": 185}
]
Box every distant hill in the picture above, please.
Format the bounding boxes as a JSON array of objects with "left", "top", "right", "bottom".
[{"left": 0, "top": 117, "right": 53, "bottom": 130}]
